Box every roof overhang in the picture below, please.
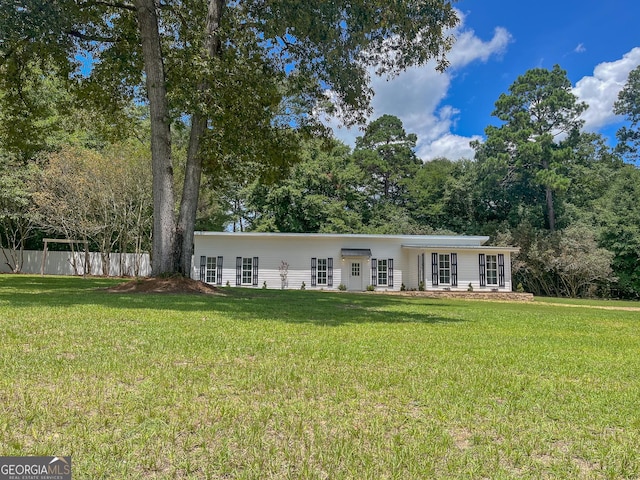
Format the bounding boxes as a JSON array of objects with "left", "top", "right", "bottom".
[
  {"left": 402, "top": 244, "right": 520, "bottom": 253},
  {"left": 341, "top": 248, "right": 372, "bottom": 257}
]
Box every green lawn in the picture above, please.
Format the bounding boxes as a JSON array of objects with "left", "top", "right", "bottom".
[{"left": 1, "top": 275, "right": 639, "bottom": 479}]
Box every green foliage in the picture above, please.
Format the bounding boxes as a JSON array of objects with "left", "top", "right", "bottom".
[
  {"left": 595, "top": 164, "right": 640, "bottom": 298},
  {"left": 475, "top": 65, "right": 587, "bottom": 231},
  {"left": 354, "top": 114, "right": 422, "bottom": 205},
  {"left": 366, "top": 284, "right": 375, "bottom": 291},
  {"left": 512, "top": 224, "right": 615, "bottom": 297},
  {"left": 0, "top": 154, "right": 40, "bottom": 272},
  {"left": 614, "top": 65, "right": 640, "bottom": 161},
  {"left": 31, "top": 143, "right": 153, "bottom": 274}
]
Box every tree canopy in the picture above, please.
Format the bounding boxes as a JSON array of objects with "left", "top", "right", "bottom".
[{"left": 0, "top": 0, "right": 459, "bottom": 275}]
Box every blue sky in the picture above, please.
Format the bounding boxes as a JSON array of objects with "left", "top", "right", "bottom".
[{"left": 328, "top": 0, "right": 640, "bottom": 161}]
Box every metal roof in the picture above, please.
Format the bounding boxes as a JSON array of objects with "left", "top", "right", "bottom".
[
  {"left": 341, "top": 248, "right": 372, "bottom": 257},
  {"left": 194, "top": 231, "right": 491, "bottom": 246},
  {"left": 402, "top": 244, "right": 520, "bottom": 252}
]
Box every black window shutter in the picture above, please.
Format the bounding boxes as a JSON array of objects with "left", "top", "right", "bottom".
[
  {"left": 252, "top": 257, "right": 259, "bottom": 286},
  {"left": 216, "top": 256, "right": 223, "bottom": 285},
  {"left": 371, "top": 258, "right": 378, "bottom": 286},
  {"left": 236, "top": 257, "right": 241, "bottom": 286},
  {"left": 328, "top": 258, "right": 333, "bottom": 287},
  {"left": 388, "top": 258, "right": 394, "bottom": 288},
  {"left": 417, "top": 255, "right": 421, "bottom": 284},
  {"left": 498, "top": 254, "right": 505, "bottom": 287},
  {"left": 199, "top": 256, "right": 206, "bottom": 282},
  {"left": 421, "top": 253, "right": 425, "bottom": 284},
  {"left": 311, "top": 257, "right": 317, "bottom": 286},
  {"left": 431, "top": 253, "right": 438, "bottom": 286},
  {"left": 479, "top": 254, "right": 486, "bottom": 287},
  {"left": 451, "top": 253, "right": 458, "bottom": 287}
]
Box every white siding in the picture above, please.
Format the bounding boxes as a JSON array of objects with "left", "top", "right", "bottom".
[
  {"left": 193, "top": 234, "right": 406, "bottom": 291},
  {"left": 192, "top": 233, "right": 516, "bottom": 292}
]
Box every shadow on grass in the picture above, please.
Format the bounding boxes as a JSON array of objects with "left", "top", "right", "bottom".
[{"left": 0, "top": 274, "right": 467, "bottom": 326}]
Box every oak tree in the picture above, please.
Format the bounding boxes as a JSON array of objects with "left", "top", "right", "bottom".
[{"left": 1, "top": 0, "right": 458, "bottom": 275}]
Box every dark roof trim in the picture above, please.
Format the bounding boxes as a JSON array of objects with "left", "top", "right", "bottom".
[{"left": 341, "top": 248, "right": 372, "bottom": 257}]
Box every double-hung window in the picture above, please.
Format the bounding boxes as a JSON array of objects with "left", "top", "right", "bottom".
[
  {"left": 206, "top": 257, "right": 217, "bottom": 283},
  {"left": 311, "top": 257, "right": 333, "bottom": 287},
  {"left": 242, "top": 257, "right": 253, "bottom": 285},
  {"left": 479, "top": 253, "right": 505, "bottom": 288},
  {"left": 200, "top": 255, "right": 223, "bottom": 285},
  {"left": 439, "top": 254, "right": 450, "bottom": 285},
  {"left": 431, "top": 252, "right": 457, "bottom": 287},
  {"left": 317, "top": 258, "right": 328, "bottom": 285},
  {"left": 370, "top": 258, "right": 394, "bottom": 287},
  {"left": 378, "top": 259, "right": 388, "bottom": 286},
  {"left": 236, "top": 256, "right": 259, "bottom": 286},
  {"left": 486, "top": 254, "right": 498, "bottom": 286}
]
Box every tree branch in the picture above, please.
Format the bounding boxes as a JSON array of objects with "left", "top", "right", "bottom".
[
  {"left": 77, "top": 0, "right": 136, "bottom": 11},
  {"left": 66, "top": 29, "right": 120, "bottom": 43}
]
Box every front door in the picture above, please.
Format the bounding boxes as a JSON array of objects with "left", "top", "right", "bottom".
[{"left": 348, "top": 261, "right": 363, "bottom": 291}]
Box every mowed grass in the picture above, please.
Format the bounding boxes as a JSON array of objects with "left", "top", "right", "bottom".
[{"left": 1, "top": 276, "right": 639, "bottom": 479}]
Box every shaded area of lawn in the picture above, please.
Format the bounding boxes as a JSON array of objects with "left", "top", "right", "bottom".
[
  {"left": 1, "top": 275, "right": 639, "bottom": 479},
  {"left": 0, "top": 274, "right": 466, "bottom": 326}
]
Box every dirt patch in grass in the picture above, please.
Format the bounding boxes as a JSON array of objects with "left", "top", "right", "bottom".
[
  {"left": 539, "top": 302, "right": 640, "bottom": 312},
  {"left": 104, "top": 276, "right": 221, "bottom": 295}
]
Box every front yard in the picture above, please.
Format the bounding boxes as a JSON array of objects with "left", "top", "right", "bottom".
[{"left": 1, "top": 275, "right": 638, "bottom": 478}]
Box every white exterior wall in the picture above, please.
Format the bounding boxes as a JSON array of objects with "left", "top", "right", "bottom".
[
  {"left": 192, "top": 234, "right": 407, "bottom": 291},
  {"left": 193, "top": 232, "right": 517, "bottom": 292},
  {"left": 403, "top": 248, "right": 514, "bottom": 291}
]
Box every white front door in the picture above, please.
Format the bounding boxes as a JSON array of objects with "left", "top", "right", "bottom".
[{"left": 348, "top": 261, "right": 363, "bottom": 291}]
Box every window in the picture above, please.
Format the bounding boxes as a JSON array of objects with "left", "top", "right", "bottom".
[
  {"left": 206, "top": 257, "right": 217, "bottom": 283},
  {"left": 486, "top": 254, "right": 498, "bottom": 285},
  {"left": 378, "top": 259, "right": 388, "bottom": 286},
  {"left": 242, "top": 257, "right": 253, "bottom": 285},
  {"left": 351, "top": 262, "right": 360, "bottom": 277},
  {"left": 439, "top": 254, "right": 450, "bottom": 285},
  {"left": 311, "top": 257, "right": 333, "bottom": 287},
  {"left": 236, "top": 256, "right": 258, "bottom": 286},
  {"left": 317, "top": 258, "right": 328, "bottom": 285},
  {"left": 200, "top": 255, "right": 223, "bottom": 285},
  {"left": 371, "top": 258, "right": 394, "bottom": 287}
]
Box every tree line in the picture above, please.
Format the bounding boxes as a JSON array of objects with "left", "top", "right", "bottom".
[{"left": 1, "top": 1, "right": 639, "bottom": 297}]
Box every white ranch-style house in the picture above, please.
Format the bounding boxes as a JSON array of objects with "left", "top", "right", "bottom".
[{"left": 192, "top": 232, "right": 518, "bottom": 292}]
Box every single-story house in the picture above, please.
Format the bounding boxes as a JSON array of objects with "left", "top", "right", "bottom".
[{"left": 192, "top": 232, "right": 519, "bottom": 292}]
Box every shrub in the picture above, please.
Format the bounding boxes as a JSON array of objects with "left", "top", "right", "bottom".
[
  {"left": 300, "top": 281, "right": 306, "bottom": 290},
  {"left": 366, "top": 284, "right": 375, "bottom": 291},
  {"left": 338, "top": 283, "right": 347, "bottom": 291}
]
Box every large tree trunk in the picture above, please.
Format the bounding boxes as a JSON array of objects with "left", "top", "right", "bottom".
[
  {"left": 135, "top": 0, "right": 176, "bottom": 276},
  {"left": 541, "top": 158, "right": 556, "bottom": 232},
  {"left": 176, "top": 0, "right": 224, "bottom": 277},
  {"left": 545, "top": 185, "right": 556, "bottom": 232}
]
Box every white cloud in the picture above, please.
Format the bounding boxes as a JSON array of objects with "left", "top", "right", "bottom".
[
  {"left": 573, "top": 47, "right": 640, "bottom": 131},
  {"left": 324, "top": 11, "right": 512, "bottom": 160},
  {"left": 418, "top": 133, "right": 481, "bottom": 160},
  {"left": 574, "top": 43, "right": 586, "bottom": 53}
]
